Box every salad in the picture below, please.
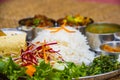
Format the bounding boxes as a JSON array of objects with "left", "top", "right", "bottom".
[{"left": 0, "top": 41, "right": 120, "bottom": 80}]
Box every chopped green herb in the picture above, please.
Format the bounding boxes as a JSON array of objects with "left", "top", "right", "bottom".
[{"left": 0, "top": 55, "right": 120, "bottom": 80}]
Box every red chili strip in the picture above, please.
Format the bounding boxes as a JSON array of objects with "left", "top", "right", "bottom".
[
  {"left": 45, "top": 42, "right": 57, "bottom": 46},
  {"left": 18, "top": 41, "right": 64, "bottom": 66},
  {"left": 48, "top": 49, "right": 60, "bottom": 53}
]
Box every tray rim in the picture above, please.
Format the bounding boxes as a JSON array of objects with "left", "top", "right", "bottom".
[{"left": 72, "top": 69, "right": 120, "bottom": 79}]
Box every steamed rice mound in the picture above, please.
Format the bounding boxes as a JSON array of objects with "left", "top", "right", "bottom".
[{"left": 32, "top": 26, "right": 95, "bottom": 65}]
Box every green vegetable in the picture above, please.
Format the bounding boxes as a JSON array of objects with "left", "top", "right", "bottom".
[
  {"left": 0, "top": 55, "right": 120, "bottom": 80},
  {"left": 88, "top": 55, "right": 120, "bottom": 75},
  {"left": 66, "top": 15, "right": 74, "bottom": 22},
  {"left": 33, "top": 19, "right": 41, "bottom": 26},
  {"left": 0, "top": 57, "right": 26, "bottom": 80},
  {"left": 0, "top": 59, "right": 6, "bottom": 72}
]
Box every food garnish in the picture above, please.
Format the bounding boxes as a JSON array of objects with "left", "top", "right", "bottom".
[
  {"left": 101, "top": 44, "right": 120, "bottom": 52},
  {"left": 15, "top": 41, "right": 63, "bottom": 66},
  {"left": 25, "top": 65, "right": 36, "bottom": 77},
  {"left": 47, "top": 20, "right": 75, "bottom": 33}
]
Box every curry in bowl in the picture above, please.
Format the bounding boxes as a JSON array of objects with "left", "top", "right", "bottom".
[
  {"left": 100, "top": 41, "right": 120, "bottom": 57},
  {"left": 86, "top": 23, "right": 120, "bottom": 34},
  {"left": 85, "top": 23, "right": 120, "bottom": 51}
]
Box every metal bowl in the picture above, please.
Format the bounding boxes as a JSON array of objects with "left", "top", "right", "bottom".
[
  {"left": 17, "top": 26, "right": 36, "bottom": 41},
  {"left": 85, "top": 23, "right": 120, "bottom": 52},
  {"left": 114, "top": 32, "right": 120, "bottom": 41},
  {"left": 100, "top": 41, "right": 120, "bottom": 57},
  {"left": 57, "top": 16, "right": 94, "bottom": 35},
  {"left": 18, "top": 17, "right": 56, "bottom": 41}
]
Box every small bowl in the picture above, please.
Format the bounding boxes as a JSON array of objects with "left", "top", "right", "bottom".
[
  {"left": 114, "top": 32, "right": 120, "bottom": 41},
  {"left": 17, "top": 26, "right": 36, "bottom": 41},
  {"left": 100, "top": 41, "right": 120, "bottom": 57},
  {"left": 18, "top": 17, "right": 56, "bottom": 27},
  {"left": 18, "top": 16, "right": 56, "bottom": 41},
  {"left": 86, "top": 23, "right": 120, "bottom": 51},
  {"left": 18, "top": 17, "right": 33, "bottom": 26},
  {"left": 57, "top": 15, "right": 94, "bottom": 35}
]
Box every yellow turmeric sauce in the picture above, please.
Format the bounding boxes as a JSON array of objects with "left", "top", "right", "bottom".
[{"left": 86, "top": 23, "right": 120, "bottom": 34}]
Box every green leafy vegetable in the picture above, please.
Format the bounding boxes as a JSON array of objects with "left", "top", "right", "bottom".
[
  {"left": 0, "top": 59, "right": 6, "bottom": 72},
  {"left": 0, "top": 55, "right": 120, "bottom": 80},
  {"left": 0, "top": 57, "right": 26, "bottom": 80},
  {"left": 88, "top": 55, "right": 120, "bottom": 75}
]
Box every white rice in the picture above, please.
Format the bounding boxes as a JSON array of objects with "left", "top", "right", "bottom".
[{"left": 32, "top": 26, "right": 95, "bottom": 65}]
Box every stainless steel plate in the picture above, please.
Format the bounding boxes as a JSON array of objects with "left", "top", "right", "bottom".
[{"left": 72, "top": 69, "right": 120, "bottom": 80}]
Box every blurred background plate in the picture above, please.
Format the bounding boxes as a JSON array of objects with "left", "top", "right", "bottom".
[
  {"left": 1, "top": 28, "right": 18, "bottom": 31},
  {"left": 85, "top": 23, "right": 120, "bottom": 52}
]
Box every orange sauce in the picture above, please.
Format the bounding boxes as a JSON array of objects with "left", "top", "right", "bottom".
[{"left": 101, "top": 44, "right": 120, "bottom": 53}]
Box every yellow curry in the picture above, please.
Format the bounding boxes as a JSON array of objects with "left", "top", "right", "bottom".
[{"left": 86, "top": 23, "right": 120, "bottom": 34}]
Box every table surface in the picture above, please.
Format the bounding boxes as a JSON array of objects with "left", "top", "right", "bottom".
[{"left": 0, "top": 0, "right": 120, "bottom": 79}]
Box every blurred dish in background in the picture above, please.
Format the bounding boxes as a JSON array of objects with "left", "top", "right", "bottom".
[
  {"left": 18, "top": 14, "right": 56, "bottom": 41},
  {"left": 57, "top": 14, "right": 94, "bottom": 29},
  {"left": 85, "top": 23, "right": 120, "bottom": 52},
  {"left": 18, "top": 14, "right": 94, "bottom": 40},
  {"left": 114, "top": 32, "right": 120, "bottom": 40},
  {"left": 57, "top": 14, "right": 94, "bottom": 35},
  {"left": 19, "top": 14, "right": 56, "bottom": 28}
]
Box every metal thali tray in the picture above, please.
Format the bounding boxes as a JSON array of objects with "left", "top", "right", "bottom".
[
  {"left": 0, "top": 27, "right": 120, "bottom": 80},
  {"left": 72, "top": 69, "right": 120, "bottom": 80}
]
